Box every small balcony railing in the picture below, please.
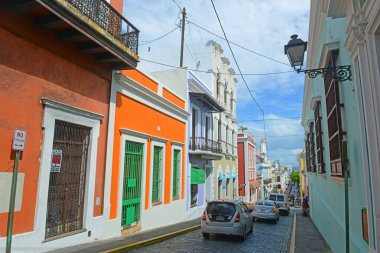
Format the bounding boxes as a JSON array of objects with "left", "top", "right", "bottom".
[
  {"left": 189, "top": 137, "right": 222, "bottom": 153},
  {"left": 220, "top": 141, "right": 237, "bottom": 155},
  {"left": 45, "top": 0, "right": 139, "bottom": 55}
]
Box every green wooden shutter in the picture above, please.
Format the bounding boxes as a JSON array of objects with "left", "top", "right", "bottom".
[
  {"left": 152, "top": 146, "right": 162, "bottom": 202},
  {"left": 172, "top": 150, "right": 180, "bottom": 198}
]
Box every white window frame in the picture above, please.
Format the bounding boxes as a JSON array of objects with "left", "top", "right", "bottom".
[{"left": 36, "top": 98, "right": 102, "bottom": 243}]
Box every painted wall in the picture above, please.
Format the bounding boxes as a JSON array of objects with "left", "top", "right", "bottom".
[
  {"left": 108, "top": 70, "right": 187, "bottom": 234},
  {"left": 303, "top": 10, "right": 368, "bottom": 253},
  {"left": 0, "top": 22, "right": 111, "bottom": 236},
  {"left": 0, "top": 14, "right": 110, "bottom": 251}
]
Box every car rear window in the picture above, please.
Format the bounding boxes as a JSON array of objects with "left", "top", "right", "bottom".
[
  {"left": 269, "top": 195, "right": 276, "bottom": 201},
  {"left": 265, "top": 201, "right": 274, "bottom": 206},
  {"left": 277, "top": 195, "right": 285, "bottom": 202},
  {"left": 207, "top": 202, "right": 236, "bottom": 216}
]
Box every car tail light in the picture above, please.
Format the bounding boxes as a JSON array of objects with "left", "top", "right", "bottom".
[
  {"left": 235, "top": 212, "right": 241, "bottom": 223},
  {"left": 202, "top": 211, "right": 206, "bottom": 221},
  {"left": 285, "top": 203, "right": 288, "bottom": 208},
  {"left": 272, "top": 207, "right": 277, "bottom": 213},
  {"left": 251, "top": 206, "right": 255, "bottom": 211}
]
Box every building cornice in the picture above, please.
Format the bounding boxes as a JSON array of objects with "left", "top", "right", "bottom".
[{"left": 116, "top": 73, "right": 190, "bottom": 122}]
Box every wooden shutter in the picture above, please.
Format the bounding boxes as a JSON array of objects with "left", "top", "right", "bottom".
[
  {"left": 309, "top": 123, "right": 316, "bottom": 172},
  {"left": 152, "top": 146, "right": 162, "bottom": 202},
  {"left": 172, "top": 149, "right": 180, "bottom": 198},
  {"left": 314, "top": 102, "right": 325, "bottom": 173},
  {"left": 305, "top": 134, "right": 310, "bottom": 172},
  {"left": 325, "top": 52, "right": 345, "bottom": 176}
]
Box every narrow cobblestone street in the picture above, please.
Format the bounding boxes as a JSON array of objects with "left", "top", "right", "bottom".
[{"left": 130, "top": 211, "right": 294, "bottom": 253}]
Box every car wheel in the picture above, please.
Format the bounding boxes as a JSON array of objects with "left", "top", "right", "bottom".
[
  {"left": 202, "top": 232, "right": 210, "bottom": 239},
  {"left": 240, "top": 226, "right": 246, "bottom": 241}
]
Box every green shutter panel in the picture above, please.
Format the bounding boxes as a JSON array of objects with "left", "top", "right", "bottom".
[
  {"left": 173, "top": 150, "right": 180, "bottom": 198},
  {"left": 152, "top": 146, "right": 162, "bottom": 202}
]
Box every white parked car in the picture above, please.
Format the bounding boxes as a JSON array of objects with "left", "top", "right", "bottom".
[{"left": 201, "top": 200, "right": 254, "bottom": 241}]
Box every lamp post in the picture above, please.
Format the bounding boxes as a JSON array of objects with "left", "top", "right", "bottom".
[
  {"left": 285, "top": 35, "right": 351, "bottom": 253},
  {"left": 284, "top": 35, "right": 352, "bottom": 81}
]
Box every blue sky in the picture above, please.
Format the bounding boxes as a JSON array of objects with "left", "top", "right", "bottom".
[{"left": 123, "top": 0, "right": 310, "bottom": 166}]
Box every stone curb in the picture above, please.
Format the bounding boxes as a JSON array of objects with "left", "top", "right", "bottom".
[{"left": 100, "top": 225, "right": 201, "bottom": 253}]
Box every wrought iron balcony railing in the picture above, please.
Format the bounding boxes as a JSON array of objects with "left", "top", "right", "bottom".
[
  {"left": 220, "top": 141, "right": 237, "bottom": 156},
  {"left": 48, "top": 0, "right": 140, "bottom": 55},
  {"left": 189, "top": 137, "right": 222, "bottom": 154}
]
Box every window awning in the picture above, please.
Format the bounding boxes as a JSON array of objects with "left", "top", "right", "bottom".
[
  {"left": 218, "top": 172, "right": 225, "bottom": 180},
  {"left": 190, "top": 92, "right": 224, "bottom": 112}
]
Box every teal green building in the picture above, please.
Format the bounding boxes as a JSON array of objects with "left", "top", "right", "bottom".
[{"left": 301, "top": 1, "right": 370, "bottom": 252}]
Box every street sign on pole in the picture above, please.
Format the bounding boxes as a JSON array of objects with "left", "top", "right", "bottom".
[
  {"left": 7, "top": 129, "right": 26, "bottom": 253},
  {"left": 12, "top": 130, "right": 26, "bottom": 151}
]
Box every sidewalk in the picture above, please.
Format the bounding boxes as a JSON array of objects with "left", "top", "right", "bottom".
[
  {"left": 48, "top": 218, "right": 200, "bottom": 253},
  {"left": 292, "top": 211, "right": 332, "bottom": 253}
]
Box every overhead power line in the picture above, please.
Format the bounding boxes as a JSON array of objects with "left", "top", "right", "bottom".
[
  {"left": 140, "top": 27, "right": 180, "bottom": 45},
  {"left": 141, "top": 58, "right": 293, "bottom": 76},
  {"left": 171, "top": 0, "right": 181, "bottom": 11},
  {"left": 189, "top": 21, "right": 290, "bottom": 67},
  {"left": 210, "top": 0, "right": 267, "bottom": 138},
  {"left": 239, "top": 117, "right": 301, "bottom": 122}
]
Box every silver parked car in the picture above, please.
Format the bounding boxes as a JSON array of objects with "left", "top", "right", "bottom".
[
  {"left": 252, "top": 199, "right": 280, "bottom": 223},
  {"left": 201, "top": 200, "right": 254, "bottom": 240}
]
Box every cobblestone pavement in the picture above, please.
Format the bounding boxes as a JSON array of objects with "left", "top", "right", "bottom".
[{"left": 130, "top": 211, "right": 294, "bottom": 253}]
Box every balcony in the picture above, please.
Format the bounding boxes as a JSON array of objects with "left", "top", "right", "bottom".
[
  {"left": 5, "top": 0, "right": 140, "bottom": 69},
  {"left": 189, "top": 137, "right": 223, "bottom": 159},
  {"left": 220, "top": 141, "right": 237, "bottom": 156}
]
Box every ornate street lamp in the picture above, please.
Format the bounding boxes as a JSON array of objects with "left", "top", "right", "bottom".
[{"left": 284, "top": 35, "right": 352, "bottom": 81}]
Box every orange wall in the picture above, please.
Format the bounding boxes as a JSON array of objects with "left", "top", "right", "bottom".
[
  {"left": 110, "top": 92, "right": 186, "bottom": 219},
  {"left": 163, "top": 88, "right": 185, "bottom": 109},
  {"left": 0, "top": 25, "right": 110, "bottom": 236},
  {"left": 122, "top": 70, "right": 158, "bottom": 93}
]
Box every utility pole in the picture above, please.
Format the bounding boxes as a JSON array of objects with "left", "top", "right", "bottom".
[{"left": 179, "top": 7, "right": 186, "bottom": 67}]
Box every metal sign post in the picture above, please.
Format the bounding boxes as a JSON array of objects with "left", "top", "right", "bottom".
[{"left": 6, "top": 130, "right": 26, "bottom": 253}]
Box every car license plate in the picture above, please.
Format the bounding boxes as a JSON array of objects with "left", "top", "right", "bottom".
[{"left": 216, "top": 216, "right": 224, "bottom": 221}]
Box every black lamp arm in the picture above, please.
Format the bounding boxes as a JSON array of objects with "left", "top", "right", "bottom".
[{"left": 297, "top": 65, "right": 352, "bottom": 82}]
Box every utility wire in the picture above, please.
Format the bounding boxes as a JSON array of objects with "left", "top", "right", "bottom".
[
  {"left": 141, "top": 58, "right": 293, "bottom": 76},
  {"left": 171, "top": 0, "right": 181, "bottom": 11},
  {"left": 189, "top": 21, "right": 290, "bottom": 67},
  {"left": 210, "top": 0, "right": 267, "bottom": 139},
  {"left": 239, "top": 117, "right": 301, "bottom": 122},
  {"left": 140, "top": 27, "right": 180, "bottom": 45}
]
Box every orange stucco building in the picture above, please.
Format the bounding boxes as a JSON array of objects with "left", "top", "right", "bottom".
[
  {"left": 102, "top": 69, "right": 189, "bottom": 236},
  {"left": 0, "top": 0, "right": 139, "bottom": 251}
]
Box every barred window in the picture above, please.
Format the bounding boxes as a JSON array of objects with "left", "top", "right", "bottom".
[
  {"left": 325, "top": 52, "right": 345, "bottom": 177},
  {"left": 314, "top": 103, "right": 325, "bottom": 174}
]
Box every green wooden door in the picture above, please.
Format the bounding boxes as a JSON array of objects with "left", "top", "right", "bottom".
[{"left": 122, "top": 141, "right": 143, "bottom": 227}]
